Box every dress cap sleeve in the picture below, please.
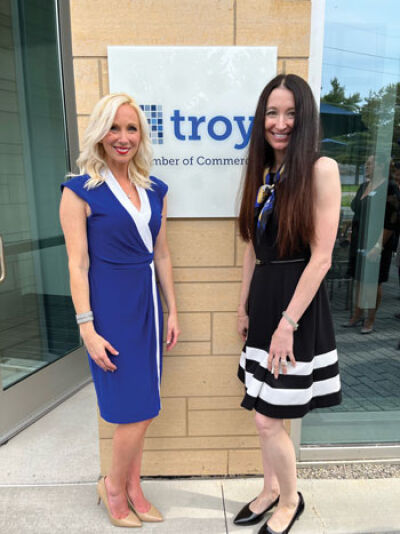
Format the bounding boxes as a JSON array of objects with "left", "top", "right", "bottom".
[
  {"left": 150, "top": 176, "right": 168, "bottom": 200},
  {"left": 61, "top": 175, "right": 91, "bottom": 203}
]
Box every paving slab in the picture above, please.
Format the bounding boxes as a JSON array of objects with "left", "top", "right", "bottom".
[
  {"left": 306, "top": 478, "right": 400, "bottom": 534},
  {"left": 0, "top": 384, "right": 99, "bottom": 484},
  {"left": 222, "top": 477, "right": 400, "bottom": 534},
  {"left": 0, "top": 479, "right": 226, "bottom": 534},
  {"left": 1, "top": 369, "right": 400, "bottom": 533},
  {"left": 223, "top": 477, "right": 322, "bottom": 533}
]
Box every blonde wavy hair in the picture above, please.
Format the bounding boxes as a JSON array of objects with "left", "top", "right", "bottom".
[{"left": 75, "top": 93, "right": 153, "bottom": 189}]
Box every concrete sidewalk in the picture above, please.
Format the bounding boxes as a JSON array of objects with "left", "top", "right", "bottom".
[{"left": 0, "top": 385, "right": 399, "bottom": 534}]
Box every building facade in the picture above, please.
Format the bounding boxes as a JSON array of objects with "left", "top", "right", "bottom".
[{"left": 1, "top": 0, "right": 399, "bottom": 475}]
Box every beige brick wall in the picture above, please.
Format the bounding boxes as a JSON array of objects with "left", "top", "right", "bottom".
[{"left": 69, "top": 0, "right": 311, "bottom": 476}]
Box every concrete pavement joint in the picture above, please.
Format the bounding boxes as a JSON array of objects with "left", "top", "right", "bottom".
[
  {"left": 307, "top": 485, "right": 328, "bottom": 534},
  {"left": 310, "top": 503, "right": 328, "bottom": 533},
  {"left": 221, "top": 482, "right": 229, "bottom": 533},
  {"left": 0, "top": 481, "right": 97, "bottom": 488}
]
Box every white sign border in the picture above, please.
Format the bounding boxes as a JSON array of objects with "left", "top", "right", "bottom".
[{"left": 108, "top": 46, "right": 277, "bottom": 218}]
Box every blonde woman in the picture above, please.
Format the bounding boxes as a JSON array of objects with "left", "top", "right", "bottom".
[{"left": 60, "top": 93, "right": 179, "bottom": 527}]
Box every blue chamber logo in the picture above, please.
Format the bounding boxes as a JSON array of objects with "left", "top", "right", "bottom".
[{"left": 140, "top": 104, "right": 163, "bottom": 145}]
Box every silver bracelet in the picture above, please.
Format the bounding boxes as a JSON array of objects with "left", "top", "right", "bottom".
[
  {"left": 76, "top": 311, "right": 94, "bottom": 324},
  {"left": 282, "top": 311, "right": 298, "bottom": 331}
]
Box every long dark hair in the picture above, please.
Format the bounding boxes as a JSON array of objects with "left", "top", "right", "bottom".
[{"left": 238, "top": 74, "right": 321, "bottom": 257}]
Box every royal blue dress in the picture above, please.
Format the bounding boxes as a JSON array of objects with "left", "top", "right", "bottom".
[{"left": 61, "top": 170, "right": 168, "bottom": 423}]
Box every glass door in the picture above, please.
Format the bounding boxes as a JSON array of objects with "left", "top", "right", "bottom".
[
  {"left": 300, "top": 0, "right": 400, "bottom": 455},
  {"left": 0, "top": 0, "right": 89, "bottom": 443}
]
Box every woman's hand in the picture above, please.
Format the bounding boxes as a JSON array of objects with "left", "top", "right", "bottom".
[
  {"left": 80, "top": 327, "right": 119, "bottom": 372},
  {"left": 268, "top": 321, "right": 296, "bottom": 379},
  {"left": 165, "top": 312, "right": 180, "bottom": 351},
  {"left": 237, "top": 313, "right": 249, "bottom": 341}
]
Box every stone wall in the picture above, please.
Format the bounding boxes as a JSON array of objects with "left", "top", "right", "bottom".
[{"left": 69, "top": 0, "right": 311, "bottom": 476}]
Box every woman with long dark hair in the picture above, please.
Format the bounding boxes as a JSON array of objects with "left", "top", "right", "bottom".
[{"left": 234, "top": 74, "right": 342, "bottom": 534}]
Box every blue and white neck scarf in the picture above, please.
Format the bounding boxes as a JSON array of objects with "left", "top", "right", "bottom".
[{"left": 255, "top": 164, "right": 284, "bottom": 242}]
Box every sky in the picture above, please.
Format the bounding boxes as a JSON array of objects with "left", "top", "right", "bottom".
[{"left": 322, "top": 0, "right": 400, "bottom": 101}]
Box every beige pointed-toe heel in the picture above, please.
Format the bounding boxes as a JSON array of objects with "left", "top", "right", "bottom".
[
  {"left": 97, "top": 477, "right": 142, "bottom": 528},
  {"left": 127, "top": 496, "right": 163, "bottom": 522}
]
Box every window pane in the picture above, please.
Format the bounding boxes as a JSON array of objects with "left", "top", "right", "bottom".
[
  {"left": 0, "top": 0, "right": 80, "bottom": 390},
  {"left": 302, "top": 0, "right": 400, "bottom": 444}
]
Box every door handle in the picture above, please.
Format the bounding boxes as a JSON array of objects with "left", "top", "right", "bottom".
[{"left": 0, "top": 234, "right": 6, "bottom": 284}]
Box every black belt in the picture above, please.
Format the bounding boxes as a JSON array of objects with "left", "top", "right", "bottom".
[{"left": 256, "top": 258, "right": 306, "bottom": 265}]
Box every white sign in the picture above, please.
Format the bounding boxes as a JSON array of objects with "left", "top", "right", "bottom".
[{"left": 108, "top": 46, "right": 277, "bottom": 217}]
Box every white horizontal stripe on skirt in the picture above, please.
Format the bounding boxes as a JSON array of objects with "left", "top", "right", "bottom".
[
  {"left": 243, "top": 371, "right": 341, "bottom": 406},
  {"left": 240, "top": 346, "right": 339, "bottom": 376},
  {"left": 240, "top": 345, "right": 340, "bottom": 406}
]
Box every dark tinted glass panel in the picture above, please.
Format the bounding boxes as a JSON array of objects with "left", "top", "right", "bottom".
[
  {"left": 0, "top": 0, "right": 80, "bottom": 390},
  {"left": 302, "top": 0, "right": 400, "bottom": 444}
]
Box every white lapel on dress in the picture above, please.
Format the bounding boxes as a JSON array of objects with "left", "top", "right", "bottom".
[
  {"left": 103, "top": 168, "right": 153, "bottom": 253},
  {"left": 102, "top": 168, "right": 162, "bottom": 391}
]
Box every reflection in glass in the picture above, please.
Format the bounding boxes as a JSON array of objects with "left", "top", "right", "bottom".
[
  {"left": 0, "top": 0, "right": 80, "bottom": 390},
  {"left": 302, "top": 0, "right": 400, "bottom": 445},
  {"left": 347, "top": 155, "right": 399, "bottom": 332}
]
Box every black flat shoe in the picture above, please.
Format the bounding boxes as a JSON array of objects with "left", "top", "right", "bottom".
[
  {"left": 257, "top": 492, "right": 304, "bottom": 534},
  {"left": 233, "top": 495, "right": 280, "bottom": 526}
]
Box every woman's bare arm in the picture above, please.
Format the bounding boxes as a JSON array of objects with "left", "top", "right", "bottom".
[
  {"left": 60, "top": 188, "right": 118, "bottom": 371},
  {"left": 268, "top": 157, "right": 341, "bottom": 377},
  {"left": 237, "top": 240, "right": 256, "bottom": 341},
  {"left": 153, "top": 197, "right": 180, "bottom": 351}
]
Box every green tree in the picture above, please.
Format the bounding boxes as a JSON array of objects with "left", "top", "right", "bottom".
[
  {"left": 322, "top": 77, "right": 362, "bottom": 110},
  {"left": 320, "top": 78, "right": 400, "bottom": 165},
  {"left": 320, "top": 78, "right": 364, "bottom": 166},
  {"left": 361, "top": 83, "right": 400, "bottom": 159}
]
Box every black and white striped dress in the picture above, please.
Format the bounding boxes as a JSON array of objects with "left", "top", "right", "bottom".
[{"left": 238, "top": 210, "right": 342, "bottom": 419}]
